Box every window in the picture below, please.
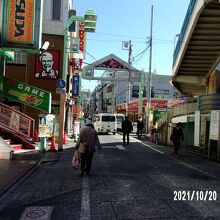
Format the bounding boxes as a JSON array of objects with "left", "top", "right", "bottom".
[
  {"left": 151, "top": 86, "right": 155, "bottom": 98},
  {"left": 143, "top": 86, "right": 146, "bottom": 97},
  {"left": 52, "top": 0, "right": 61, "bottom": 20},
  {"left": 116, "top": 116, "right": 124, "bottom": 122},
  {"left": 173, "top": 92, "right": 179, "bottom": 97},
  {"left": 163, "top": 90, "right": 169, "bottom": 95},
  {"left": 102, "top": 116, "right": 115, "bottom": 122},
  {"left": 7, "top": 52, "right": 27, "bottom": 64},
  {"left": 155, "top": 89, "right": 161, "bottom": 94},
  {"left": 132, "top": 85, "right": 139, "bottom": 98}
]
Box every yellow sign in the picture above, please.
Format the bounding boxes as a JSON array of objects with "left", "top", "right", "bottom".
[{"left": 7, "top": 0, "right": 35, "bottom": 44}]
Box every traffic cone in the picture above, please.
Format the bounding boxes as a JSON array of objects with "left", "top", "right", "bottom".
[
  {"left": 50, "top": 135, "right": 56, "bottom": 152},
  {"left": 63, "top": 131, "right": 67, "bottom": 144},
  {"left": 34, "top": 128, "right": 39, "bottom": 142}
]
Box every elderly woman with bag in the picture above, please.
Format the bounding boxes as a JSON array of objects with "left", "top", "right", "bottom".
[{"left": 76, "top": 118, "right": 102, "bottom": 177}]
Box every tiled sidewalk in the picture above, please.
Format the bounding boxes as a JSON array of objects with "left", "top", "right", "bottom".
[
  {"left": 0, "top": 139, "right": 74, "bottom": 196},
  {"left": 0, "top": 159, "right": 39, "bottom": 196}
]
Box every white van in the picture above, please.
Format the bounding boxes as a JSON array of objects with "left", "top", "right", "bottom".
[
  {"left": 115, "top": 113, "right": 125, "bottom": 131},
  {"left": 93, "top": 113, "right": 117, "bottom": 134}
]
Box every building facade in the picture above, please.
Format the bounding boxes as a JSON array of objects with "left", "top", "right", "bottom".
[
  {"left": 93, "top": 72, "right": 182, "bottom": 125},
  {"left": 4, "top": 0, "right": 75, "bottom": 140}
]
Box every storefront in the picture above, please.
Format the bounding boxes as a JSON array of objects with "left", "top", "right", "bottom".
[{"left": 116, "top": 98, "right": 168, "bottom": 123}]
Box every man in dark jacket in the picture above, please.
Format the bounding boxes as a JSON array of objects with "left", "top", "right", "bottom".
[
  {"left": 170, "top": 122, "right": 184, "bottom": 157},
  {"left": 137, "top": 116, "right": 144, "bottom": 139},
  {"left": 122, "top": 116, "right": 133, "bottom": 145}
]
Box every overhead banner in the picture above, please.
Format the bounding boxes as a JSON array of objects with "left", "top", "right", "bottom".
[{"left": 3, "top": 77, "right": 51, "bottom": 113}]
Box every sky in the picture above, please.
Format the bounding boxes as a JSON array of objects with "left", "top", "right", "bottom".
[{"left": 74, "top": 0, "right": 191, "bottom": 91}]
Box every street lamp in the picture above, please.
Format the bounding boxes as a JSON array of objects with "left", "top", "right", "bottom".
[{"left": 58, "top": 10, "right": 97, "bottom": 150}]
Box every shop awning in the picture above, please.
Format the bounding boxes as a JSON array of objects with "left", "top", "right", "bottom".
[{"left": 0, "top": 50, "right": 14, "bottom": 61}]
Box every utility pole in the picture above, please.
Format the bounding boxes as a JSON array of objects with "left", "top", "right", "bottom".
[
  {"left": 127, "top": 40, "right": 132, "bottom": 116},
  {"left": 146, "top": 5, "right": 153, "bottom": 135},
  {"left": 138, "top": 69, "right": 144, "bottom": 117}
]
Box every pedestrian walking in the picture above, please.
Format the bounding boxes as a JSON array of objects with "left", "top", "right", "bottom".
[
  {"left": 170, "top": 122, "right": 184, "bottom": 157},
  {"left": 153, "top": 129, "right": 159, "bottom": 144},
  {"left": 76, "top": 118, "right": 102, "bottom": 177},
  {"left": 137, "top": 116, "right": 144, "bottom": 139},
  {"left": 122, "top": 116, "right": 133, "bottom": 145}
]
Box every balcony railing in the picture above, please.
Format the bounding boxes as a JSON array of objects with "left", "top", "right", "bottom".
[
  {"left": 198, "top": 94, "right": 220, "bottom": 111},
  {"left": 157, "top": 99, "right": 196, "bottom": 127},
  {"left": 173, "top": 0, "right": 196, "bottom": 65},
  {"left": 158, "top": 93, "right": 220, "bottom": 127}
]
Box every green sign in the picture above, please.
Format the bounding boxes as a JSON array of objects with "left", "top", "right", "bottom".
[{"left": 3, "top": 77, "right": 51, "bottom": 113}]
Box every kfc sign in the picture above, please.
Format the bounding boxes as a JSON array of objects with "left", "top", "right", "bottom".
[{"left": 72, "top": 58, "right": 83, "bottom": 70}]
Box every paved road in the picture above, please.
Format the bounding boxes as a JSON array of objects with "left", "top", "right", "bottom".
[{"left": 0, "top": 133, "right": 220, "bottom": 219}]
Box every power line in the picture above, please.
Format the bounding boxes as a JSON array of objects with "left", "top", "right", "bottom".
[
  {"left": 86, "top": 38, "right": 146, "bottom": 44},
  {"left": 85, "top": 50, "right": 97, "bottom": 61},
  {"left": 95, "top": 31, "right": 147, "bottom": 40},
  {"left": 86, "top": 38, "right": 174, "bottom": 45},
  {"left": 132, "top": 41, "right": 150, "bottom": 60}
]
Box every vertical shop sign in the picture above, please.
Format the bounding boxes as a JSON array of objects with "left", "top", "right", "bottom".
[
  {"left": 210, "top": 110, "right": 220, "bottom": 141},
  {"left": 7, "top": 0, "right": 35, "bottom": 44},
  {"left": 1, "top": 0, "right": 43, "bottom": 50},
  {"left": 194, "top": 111, "right": 200, "bottom": 147},
  {"left": 72, "top": 75, "right": 79, "bottom": 97},
  {"left": 78, "top": 22, "right": 86, "bottom": 56}
]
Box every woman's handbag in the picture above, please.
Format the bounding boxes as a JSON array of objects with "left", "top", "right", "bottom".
[
  {"left": 78, "top": 142, "right": 89, "bottom": 153},
  {"left": 72, "top": 150, "right": 80, "bottom": 170},
  {"left": 78, "top": 129, "right": 93, "bottom": 153}
]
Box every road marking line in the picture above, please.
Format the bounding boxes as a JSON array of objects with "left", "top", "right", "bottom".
[
  {"left": 80, "top": 178, "right": 90, "bottom": 220},
  {"left": 143, "top": 143, "right": 165, "bottom": 154},
  {"left": 102, "top": 145, "right": 117, "bottom": 149},
  {"left": 161, "top": 174, "right": 177, "bottom": 186},
  {"left": 116, "top": 145, "right": 125, "bottom": 150},
  {"left": 176, "top": 159, "right": 216, "bottom": 180}
]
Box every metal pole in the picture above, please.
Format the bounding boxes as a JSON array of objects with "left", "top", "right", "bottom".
[
  {"left": 58, "top": 16, "right": 76, "bottom": 150},
  {"left": 138, "top": 70, "right": 144, "bottom": 117},
  {"left": 146, "top": 5, "right": 153, "bottom": 135},
  {"left": 127, "top": 40, "right": 132, "bottom": 116},
  {"left": 0, "top": 56, "right": 5, "bottom": 102}
]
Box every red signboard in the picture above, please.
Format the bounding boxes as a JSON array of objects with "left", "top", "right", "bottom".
[
  {"left": 72, "top": 58, "right": 83, "bottom": 70},
  {"left": 78, "top": 22, "right": 86, "bottom": 56},
  {"left": 117, "top": 99, "right": 168, "bottom": 112},
  {"left": 0, "top": 103, "right": 34, "bottom": 138},
  {"left": 35, "top": 51, "right": 60, "bottom": 79}
]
